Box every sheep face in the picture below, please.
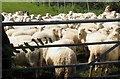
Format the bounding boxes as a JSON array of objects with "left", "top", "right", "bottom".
[
  {"left": 78, "top": 28, "right": 87, "bottom": 43},
  {"left": 26, "top": 48, "right": 42, "bottom": 67},
  {"left": 52, "top": 28, "right": 62, "bottom": 40}
]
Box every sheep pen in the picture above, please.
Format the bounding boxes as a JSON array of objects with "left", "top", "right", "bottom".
[{"left": 2, "top": 6, "right": 120, "bottom": 79}]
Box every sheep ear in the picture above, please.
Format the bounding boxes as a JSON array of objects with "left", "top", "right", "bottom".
[
  {"left": 48, "top": 37, "right": 53, "bottom": 43},
  {"left": 44, "top": 37, "right": 48, "bottom": 44},
  {"left": 37, "top": 38, "right": 44, "bottom": 45},
  {"left": 41, "top": 26, "right": 45, "bottom": 30},
  {"left": 116, "top": 28, "right": 120, "bottom": 33},
  {"left": 81, "top": 28, "right": 85, "bottom": 32},
  {"left": 19, "top": 45, "right": 28, "bottom": 53},
  {"left": 83, "top": 28, "right": 85, "bottom": 30}
]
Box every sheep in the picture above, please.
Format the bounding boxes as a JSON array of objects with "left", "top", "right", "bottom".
[
  {"left": 12, "top": 45, "right": 42, "bottom": 67},
  {"left": 81, "top": 26, "right": 108, "bottom": 42},
  {"left": 78, "top": 27, "right": 109, "bottom": 58},
  {"left": 61, "top": 28, "right": 80, "bottom": 44},
  {"left": 116, "top": 13, "right": 120, "bottom": 18},
  {"left": 44, "top": 47, "right": 77, "bottom": 79},
  {"left": 9, "top": 35, "right": 32, "bottom": 46},
  {"left": 104, "top": 5, "right": 110, "bottom": 12},
  {"left": 12, "top": 49, "right": 30, "bottom": 67},
  {"left": 42, "top": 13, "right": 52, "bottom": 19},
  {"left": 78, "top": 27, "right": 120, "bottom": 77},
  {"left": 104, "top": 11, "right": 117, "bottom": 19},
  {"left": 50, "top": 38, "right": 76, "bottom": 54},
  {"left": 11, "top": 28, "right": 38, "bottom": 37},
  {"left": 78, "top": 23, "right": 104, "bottom": 33},
  {"left": 3, "top": 13, "right": 14, "bottom": 22},
  {"left": 97, "top": 28, "right": 110, "bottom": 35},
  {"left": 6, "top": 29, "right": 16, "bottom": 36},
  {"left": 102, "top": 20, "right": 119, "bottom": 31},
  {"left": 97, "top": 14, "right": 106, "bottom": 19},
  {"left": 43, "top": 24, "right": 68, "bottom": 30},
  {"left": 5, "top": 25, "right": 43, "bottom": 37},
  {"left": 95, "top": 29, "right": 119, "bottom": 76},
  {"left": 35, "top": 14, "right": 43, "bottom": 21},
  {"left": 13, "top": 15, "right": 24, "bottom": 22},
  {"left": 12, "top": 25, "right": 40, "bottom": 29},
  {"left": 82, "top": 12, "right": 97, "bottom": 19},
  {"left": 31, "top": 27, "right": 62, "bottom": 44},
  {"left": 22, "top": 15, "right": 31, "bottom": 22},
  {"left": 12, "top": 36, "right": 77, "bottom": 78},
  {"left": 52, "top": 13, "right": 67, "bottom": 20},
  {"left": 12, "top": 41, "right": 44, "bottom": 78}
]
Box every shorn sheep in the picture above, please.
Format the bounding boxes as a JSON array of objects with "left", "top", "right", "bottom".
[
  {"left": 40, "top": 38, "right": 77, "bottom": 79},
  {"left": 78, "top": 27, "right": 120, "bottom": 77},
  {"left": 52, "top": 38, "right": 76, "bottom": 53},
  {"left": 8, "top": 35, "right": 32, "bottom": 46},
  {"left": 31, "top": 27, "right": 62, "bottom": 44},
  {"left": 44, "top": 46, "right": 77, "bottom": 79}
]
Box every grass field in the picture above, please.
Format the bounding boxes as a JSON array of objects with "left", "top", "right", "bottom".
[
  {"left": 2, "top": 2, "right": 51, "bottom": 15},
  {"left": 2, "top": 2, "right": 74, "bottom": 15},
  {"left": 2, "top": 2, "right": 104, "bottom": 15}
]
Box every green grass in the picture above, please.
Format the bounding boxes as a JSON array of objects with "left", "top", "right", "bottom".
[
  {"left": 2, "top": 2, "right": 46, "bottom": 15},
  {"left": 2, "top": 2, "right": 104, "bottom": 16},
  {"left": 2, "top": 2, "right": 72, "bottom": 15}
]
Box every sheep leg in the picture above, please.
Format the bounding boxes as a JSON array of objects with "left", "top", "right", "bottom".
[
  {"left": 101, "top": 64, "right": 108, "bottom": 76},
  {"left": 101, "top": 65, "right": 105, "bottom": 76},
  {"left": 89, "top": 65, "right": 94, "bottom": 77},
  {"left": 84, "top": 46, "right": 90, "bottom": 57},
  {"left": 105, "top": 67, "right": 108, "bottom": 75},
  {"left": 35, "top": 71, "right": 40, "bottom": 79},
  {"left": 94, "top": 56, "right": 100, "bottom": 71},
  {"left": 100, "top": 64, "right": 107, "bottom": 76},
  {"left": 88, "top": 53, "right": 95, "bottom": 77},
  {"left": 31, "top": 39, "right": 43, "bottom": 78}
]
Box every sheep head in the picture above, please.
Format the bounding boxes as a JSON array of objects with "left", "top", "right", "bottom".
[
  {"left": 78, "top": 28, "right": 87, "bottom": 43},
  {"left": 52, "top": 27, "right": 62, "bottom": 40}
]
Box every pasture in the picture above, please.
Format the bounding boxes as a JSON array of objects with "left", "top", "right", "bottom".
[{"left": 2, "top": 2, "right": 105, "bottom": 15}]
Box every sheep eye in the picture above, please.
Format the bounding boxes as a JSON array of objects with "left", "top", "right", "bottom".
[
  {"left": 79, "top": 33, "right": 81, "bottom": 35},
  {"left": 53, "top": 29, "right": 56, "bottom": 31}
]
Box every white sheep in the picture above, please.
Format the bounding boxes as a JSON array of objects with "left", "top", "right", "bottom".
[
  {"left": 6, "top": 29, "right": 15, "bottom": 36},
  {"left": 78, "top": 23, "right": 104, "bottom": 33},
  {"left": 12, "top": 41, "right": 42, "bottom": 67},
  {"left": 97, "top": 30, "right": 119, "bottom": 75},
  {"left": 50, "top": 38, "right": 76, "bottom": 54},
  {"left": 11, "top": 28, "right": 38, "bottom": 37},
  {"left": 31, "top": 27, "right": 62, "bottom": 43},
  {"left": 44, "top": 47, "right": 77, "bottom": 79},
  {"left": 9, "top": 35, "right": 32, "bottom": 46},
  {"left": 61, "top": 28, "right": 80, "bottom": 44},
  {"left": 12, "top": 41, "right": 44, "bottom": 78},
  {"left": 78, "top": 27, "right": 120, "bottom": 77}
]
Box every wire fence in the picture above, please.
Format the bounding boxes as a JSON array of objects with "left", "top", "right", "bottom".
[
  {"left": 2, "top": 18, "right": 120, "bottom": 78},
  {"left": 2, "top": 18, "right": 120, "bottom": 26},
  {"left": 12, "top": 41, "right": 120, "bottom": 49}
]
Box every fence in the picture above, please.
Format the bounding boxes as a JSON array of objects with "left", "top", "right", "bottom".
[{"left": 2, "top": 18, "right": 120, "bottom": 78}]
